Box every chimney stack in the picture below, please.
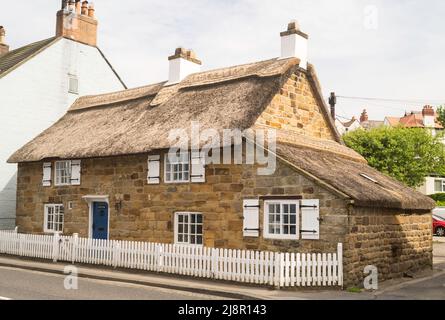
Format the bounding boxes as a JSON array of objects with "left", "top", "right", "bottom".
[
  {"left": 328, "top": 92, "right": 336, "bottom": 120},
  {"left": 422, "top": 105, "right": 435, "bottom": 127},
  {"left": 0, "top": 26, "right": 9, "bottom": 56},
  {"left": 166, "top": 47, "right": 202, "bottom": 85},
  {"left": 360, "top": 109, "right": 369, "bottom": 123},
  {"left": 56, "top": 0, "right": 98, "bottom": 46},
  {"left": 280, "top": 20, "right": 308, "bottom": 69}
]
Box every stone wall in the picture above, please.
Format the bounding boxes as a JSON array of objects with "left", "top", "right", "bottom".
[
  {"left": 16, "top": 150, "right": 347, "bottom": 254},
  {"left": 255, "top": 71, "right": 335, "bottom": 141},
  {"left": 344, "top": 207, "right": 433, "bottom": 286}
]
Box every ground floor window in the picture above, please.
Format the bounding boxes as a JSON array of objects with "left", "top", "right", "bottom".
[
  {"left": 263, "top": 200, "right": 299, "bottom": 240},
  {"left": 175, "top": 212, "right": 203, "bottom": 245},
  {"left": 44, "top": 204, "right": 64, "bottom": 233}
]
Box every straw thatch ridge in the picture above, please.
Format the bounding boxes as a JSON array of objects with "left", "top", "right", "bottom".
[{"left": 276, "top": 142, "right": 435, "bottom": 210}]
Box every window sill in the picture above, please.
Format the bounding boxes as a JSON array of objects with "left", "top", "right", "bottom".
[{"left": 263, "top": 235, "right": 299, "bottom": 241}]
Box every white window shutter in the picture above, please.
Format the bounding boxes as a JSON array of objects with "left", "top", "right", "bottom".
[
  {"left": 243, "top": 199, "right": 259, "bottom": 237},
  {"left": 301, "top": 199, "right": 320, "bottom": 240},
  {"left": 191, "top": 150, "right": 205, "bottom": 183},
  {"left": 147, "top": 155, "right": 160, "bottom": 184},
  {"left": 42, "top": 162, "right": 52, "bottom": 187},
  {"left": 70, "top": 160, "right": 81, "bottom": 186}
]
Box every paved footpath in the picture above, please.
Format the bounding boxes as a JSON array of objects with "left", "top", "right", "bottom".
[{"left": 0, "top": 239, "right": 443, "bottom": 300}]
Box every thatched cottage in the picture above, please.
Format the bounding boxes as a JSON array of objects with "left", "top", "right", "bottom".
[{"left": 8, "top": 22, "right": 434, "bottom": 286}]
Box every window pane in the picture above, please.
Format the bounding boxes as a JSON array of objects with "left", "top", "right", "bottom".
[
  {"left": 290, "top": 226, "right": 297, "bottom": 235},
  {"left": 283, "top": 225, "right": 289, "bottom": 234},
  {"left": 197, "top": 236, "right": 203, "bottom": 245},
  {"left": 290, "top": 214, "right": 296, "bottom": 224},
  {"left": 178, "top": 234, "right": 183, "bottom": 242},
  {"left": 196, "top": 215, "right": 202, "bottom": 223},
  {"left": 290, "top": 204, "right": 297, "bottom": 213},
  {"left": 190, "top": 235, "right": 196, "bottom": 244},
  {"left": 283, "top": 215, "right": 289, "bottom": 223},
  {"left": 178, "top": 224, "right": 183, "bottom": 233},
  {"left": 197, "top": 225, "right": 202, "bottom": 234},
  {"left": 435, "top": 180, "right": 443, "bottom": 192},
  {"left": 283, "top": 204, "right": 289, "bottom": 213},
  {"left": 269, "top": 204, "right": 275, "bottom": 214},
  {"left": 178, "top": 215, "right": 183, "bottom": 223}
]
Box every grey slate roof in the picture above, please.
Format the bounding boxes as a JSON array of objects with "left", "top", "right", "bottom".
[{"left": 0, "top": 37, "right": 57, "bottom": 79}]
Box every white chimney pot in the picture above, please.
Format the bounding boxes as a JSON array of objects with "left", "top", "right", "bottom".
[
  {"left": 280, "top": 20, "right": 308, "bottom": 69},
  {"left": 167, "top": 48, "right": 202, "bottom": 85}
]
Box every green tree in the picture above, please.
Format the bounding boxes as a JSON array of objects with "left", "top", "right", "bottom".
[
  {"left": 437, "top": 105, "right": 445, "bottom": 127},
  {"left": 343, "top": 126, "right": 445, "bottom": 187}
]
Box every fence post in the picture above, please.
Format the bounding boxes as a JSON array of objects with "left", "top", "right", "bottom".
[
  {"left": 113, "top": 241, "right": 121, "bottom": 268},
  {"left": 14, "top": 227, "right": 18, "bottom": 233},
  {"left": 211, "top": 248, "right": 218, "bottom": 279},
  {"left": 52, "top": 233, "right": 60, "bottom": 262},
  {"left": 18, "top": 233, "right": 23, "bottom": 257},
  {"left": 337, "top": 243, "right": 343, "bottom": 288},
  {"left": 274, "top": 252, "right": 280, "bottom": 289},
  {"left": 157, "top": 244, "right": 164, "bottom": 272},
  {"left": 71, "top": 233, "right": 79, "bottom": 264}
]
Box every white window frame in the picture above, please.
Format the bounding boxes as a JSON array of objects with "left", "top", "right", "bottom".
[
  {"left": 164, "top": 152, "right": 190, "bottom": 183},
  {"left": 263, "top": 200, "right": 300, "bottom": 240},
  {"left": 68, "top": 74, "right": 79, "bottom": 94},
  {"left": 434, "top": 179, "right": 445, "bottom": 193},
  {"left": 44, "top": 204, "right": 64, "bottom": 234},
  {"left": 174, "top": 212, "right": 203, "bottom": 246},
  {"left": 55, "top": 160, "right": 72, "bottom": 186}
]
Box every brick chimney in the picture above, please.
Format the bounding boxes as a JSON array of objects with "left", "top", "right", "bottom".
[
  {"left": 166, "top": 47, "right": 202, "bottom": 85},
  {"left": 360, "top": 109, "right": 369, "bottom": 123},
  {"left": 56, "top": 0, "right": 98, "bottom": 46},
  {"left": 422, "top": 105, "right": 435, "bottom": 127},
  {"left": 0, "top": 26, "right": 9, "bottom": 56},
  {"left": 280, "top": 20, "right": 308, "bottom": 69}
]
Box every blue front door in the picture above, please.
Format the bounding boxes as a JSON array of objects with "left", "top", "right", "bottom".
[{"left": 92, "top": 202, "right": 108, "bottom": 240}]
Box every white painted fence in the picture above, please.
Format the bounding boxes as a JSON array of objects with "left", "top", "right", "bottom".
[{"left": 0, "top": 230, "right": 343, "bottom": 288}]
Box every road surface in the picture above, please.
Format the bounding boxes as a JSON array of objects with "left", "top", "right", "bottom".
[{"left": 0, "top": 266, "right": 222, "bottom": 300}]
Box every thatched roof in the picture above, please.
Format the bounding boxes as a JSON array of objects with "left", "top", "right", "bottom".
[
  {"left": 8, "top": 55, "right": 434, "bottom": 210},
  {"left": 9, "top": 57, "right": 306, "bottom": 162},
  {"left": 276, "top": 142, "right": 435, "bottom": 210}
]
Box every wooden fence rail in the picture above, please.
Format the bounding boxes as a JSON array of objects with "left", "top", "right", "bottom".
[{"left": 0, "top": 230, "right": 343, "bottom": 288}]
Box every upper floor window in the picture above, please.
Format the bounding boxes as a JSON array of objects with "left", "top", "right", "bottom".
[
  {"left": 435, "top": 179, "right": 445, "bottom": 193},
  {"left": 263, "top": 200, "right": 299, "bottom": 240},
  {"left": 44, "top": 204, "right": 64, "bottom": 233},
  {"left": 165, "top": 152, "right": 190, "bottom": 183},
  {"left": 68, "top": 74, "right": 79, "bottom": 94},
  {"left": 55, "top": 161, "right": 72, "bottom": 186},
  {"left": 175, "top": 212, "right": 203, "bottom": 245}
]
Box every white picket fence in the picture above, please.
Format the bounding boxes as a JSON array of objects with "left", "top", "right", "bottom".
[{"left": 0, "top": 230, "right": 343, "bottom": 288}]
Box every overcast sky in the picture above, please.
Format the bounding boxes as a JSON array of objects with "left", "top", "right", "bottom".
[{"left": 2, "top": 0, "right": 444, "bottom": 120}]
